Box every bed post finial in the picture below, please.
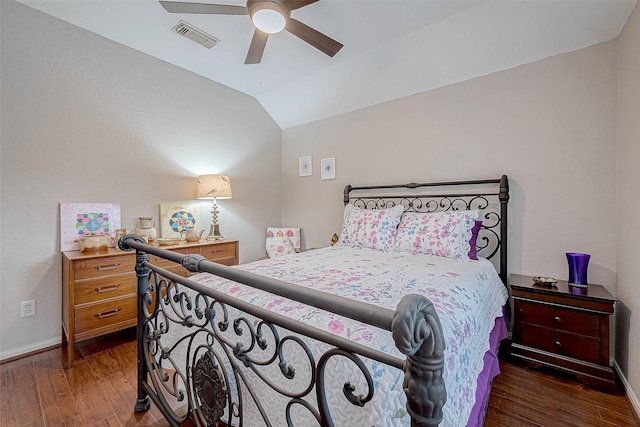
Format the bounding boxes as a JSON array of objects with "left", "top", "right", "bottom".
[
  {"left": 499, "top": 175, "right": 509, "bottom": 203},
  {"left": 392, "top": 294, "right": 446, "bottom": 426},
  {"left": 343, "top": 184, "right": 352, "bottom": 205}
]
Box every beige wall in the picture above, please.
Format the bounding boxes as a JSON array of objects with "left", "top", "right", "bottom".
[
  {"left": 0, "top": 1, "right": 282, "bottom": 359},
  {"left": 616, "top": 2, "right": 640, "bottom": 414},
  {"left": 283, "top": 41, "right": 617, "bottom": 294}
]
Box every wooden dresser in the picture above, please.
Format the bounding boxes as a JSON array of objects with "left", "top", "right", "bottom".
[
  {"left": 62, "top": 239, "right": 239, "bottom": 367},
  {"left": 509, "top": 274, "right": 616, "bottom": 393}
]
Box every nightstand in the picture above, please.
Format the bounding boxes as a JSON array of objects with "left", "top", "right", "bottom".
[
  {"left": 62, "top": 239, "right": 239, "bottom": 367},
  {"left": 509, "top": 274, "right": 616, "bottom": 393}
]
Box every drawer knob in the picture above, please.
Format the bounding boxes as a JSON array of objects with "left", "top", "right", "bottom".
[
  {"left": 554, "top": 316, "right": 561, "bottom": 323},
  {"left": 95, "top": 308, "right": 121, "bottom": 319},
  {"left": 95, "top": 263, "right": 120, "bottom": 271},
  {"left": 95, "top": 284, "right": 120, "bottom": 293},
  {"left": 554, "top": 340, "right": 562, "bottom": 348}
]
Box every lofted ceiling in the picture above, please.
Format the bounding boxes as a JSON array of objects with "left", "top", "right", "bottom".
[{"left": 17, "top": 0, "right": 637, "bottom": 129}]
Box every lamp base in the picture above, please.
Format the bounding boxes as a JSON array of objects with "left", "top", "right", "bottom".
[{"left": 206, "top": 223, "right": 225, "bottom": 241}]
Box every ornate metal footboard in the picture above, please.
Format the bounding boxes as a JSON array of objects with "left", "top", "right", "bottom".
[
  {"left": 120, "top": 237, "right": 447, "bottom": 427},
  {"left": 121, "top": 175, "right": 509, "bottom": 427}
]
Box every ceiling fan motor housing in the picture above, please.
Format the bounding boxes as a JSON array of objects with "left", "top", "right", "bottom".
[{"left": 248, "top": 0, "right": 291, "bottom": 33}]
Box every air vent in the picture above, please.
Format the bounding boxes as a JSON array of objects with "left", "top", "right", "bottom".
[{"left": 172, "top": 20, "right": 219, "bottom": 49}]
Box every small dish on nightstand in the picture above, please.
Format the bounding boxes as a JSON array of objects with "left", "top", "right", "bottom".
[{"left": 532, "top": 276, "right": 558, "bottom": 287}]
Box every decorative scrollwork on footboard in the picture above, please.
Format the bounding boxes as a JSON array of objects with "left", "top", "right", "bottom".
[{"left": 137, "top": 268, "right": 389, "bottom": 427}]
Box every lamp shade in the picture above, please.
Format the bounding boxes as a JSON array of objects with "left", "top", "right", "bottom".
[{"left": 196, "top": 175, "right": 232, "bottom": 200}]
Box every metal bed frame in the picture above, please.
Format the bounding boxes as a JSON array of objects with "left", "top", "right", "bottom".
[{"left": 121, "top": 175, "right": 509, "bottom": 427}]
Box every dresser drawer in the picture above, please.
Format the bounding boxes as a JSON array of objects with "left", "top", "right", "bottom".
[
  {"left": 74, "top": 255, "right": 137, "bottom": 280},
  {"left": 75, "top": 295, "right": 137, "bottom": 333},
  {"left": 519, "top": 300, "right": 600, "bottom": 337},
  {"left": 149, "top": 247, "right": 193, "bottom": 266},
  {"left": 520, "top": 324, "right": 601, "bottom": 364},
  {"left": 74, "top": 274, "right": 137, "bottom": 305},
  {"left": 200, "top": 242, "right": 237, "bottom": 264}
]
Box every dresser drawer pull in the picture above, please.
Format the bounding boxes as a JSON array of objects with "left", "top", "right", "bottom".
[
  {"left": 554, "top": 341, "right": 562, "bottom": 348},
  {"left": 554, "top": 316, "right": 562, "bottom": 323},
  {"left": 211, "top": 249, "right": 226, "bottom": 254},
  {"left": 95, "top": 284, "right": 120, "bottom": 293},
  {"left": 95, "top": 263, "right": 121, "bottom": 271},
  {"left": 95, "top": 308, "right": 121, "bottom": 319}
]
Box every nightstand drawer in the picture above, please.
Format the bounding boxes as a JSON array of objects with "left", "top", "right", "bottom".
[
  {"left": 520, "top": 324, "right": 600, "bottom": 364},
  {"left": 74, "top": 274, "right": 137, "bottom": 305},
  {"left": 74, "top": 255, "right": 137, "bottom": 280},
  {"left": 520, "top": 300, "right": 600, "bottom": 337},
  {"left": 75, "top": 295, "right": 137, "bottom": 333},
  {"left": 200, "top": 242, "right": 237, "bottom": 263}
]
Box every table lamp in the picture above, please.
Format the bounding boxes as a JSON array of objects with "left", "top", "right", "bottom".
[{"left": 196, "top": 174, "right": 232, "bottom": 241}]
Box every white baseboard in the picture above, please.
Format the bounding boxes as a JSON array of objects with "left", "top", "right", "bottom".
[
  {"left": 614, "top": 360, "right": 640, "bottom": 420},
  {"left": 0, "top": 337, "right": 60, "bottom": 362}
]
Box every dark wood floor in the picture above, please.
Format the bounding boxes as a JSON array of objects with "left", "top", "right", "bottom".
[{"left": 1, "top": 329, "right": 638, "bottom": 426}]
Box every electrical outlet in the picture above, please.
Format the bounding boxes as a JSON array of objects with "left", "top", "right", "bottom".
[{"left": 20, "top": 299, "right": 35, "bottom": 317}]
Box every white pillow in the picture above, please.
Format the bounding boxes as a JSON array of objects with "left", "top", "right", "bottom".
[
  {"left": 266, "top": 235, "right": 296, "bottom": 257},
  {"left": 394, "top": 210, "right": 479, "bottom": 261},
  {"left": 338, "top": 204, "right": 405, "bottom": 252}
]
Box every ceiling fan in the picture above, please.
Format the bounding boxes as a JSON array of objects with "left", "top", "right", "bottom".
[{"left": 159, "top": 0, "right": 344, "bottom": 64}]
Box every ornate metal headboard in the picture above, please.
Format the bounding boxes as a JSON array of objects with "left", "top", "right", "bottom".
[{"left": 343, "top": 175, "right": 509, "bottom": 284}]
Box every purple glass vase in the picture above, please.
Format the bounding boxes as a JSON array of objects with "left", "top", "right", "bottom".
[{"left": 566, "top": 252, "right": 590, "bottom": 287}]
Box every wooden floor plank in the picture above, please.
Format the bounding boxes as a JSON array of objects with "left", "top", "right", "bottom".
[
  {"left": 103, "top": 371, "right": 158, "bottom": 426},
  {"left": 486, "top": 359, "right": 640, "bottom": 427},
  {"left": 66, "top": 359, "right": 115, "bottom": 425},
  {"left": 89, "top": 414, "right": 121, "bottom": 427},
  {"left": 32, "top": 350, "right": 84, "bottom": 426},
  {"left": 1, "top": 357, "right": 44, "bottom": 426},
  {"left": 0, "top": 361, "right": 10, "bottom": 426}
]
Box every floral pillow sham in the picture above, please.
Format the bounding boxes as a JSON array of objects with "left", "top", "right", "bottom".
[
  {"left": 394, "top": 210, "right": 480, "bottom": 261},
  {"left": 338, "top": 204, "right": 405, "bottom": 252}
]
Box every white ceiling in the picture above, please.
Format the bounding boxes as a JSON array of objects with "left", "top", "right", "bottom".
[{"left": 18, "top": 0, "right": 637, "bottom": 129}]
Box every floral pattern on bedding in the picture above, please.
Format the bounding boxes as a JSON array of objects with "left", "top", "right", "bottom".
[{"left": 190, "top": 246, "right": 507, "bottom": 426}]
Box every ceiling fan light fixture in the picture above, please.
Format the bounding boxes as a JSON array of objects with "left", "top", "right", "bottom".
[{"left": 250, "top": 2, "right": 288, "bottom": 34}]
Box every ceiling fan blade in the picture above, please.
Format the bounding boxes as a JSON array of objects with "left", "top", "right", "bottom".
[
  {"left": 289, "top": 0, "right": 319, "bottom": 10},
  {"left": 286, "top": 18, "right": 343, "bottom": 57},
  {"left": 245, "top": 29, "right": 269, "bottom": 64},
  {"left": 159, "top": 1, "right": 248, "bottom": 15}
]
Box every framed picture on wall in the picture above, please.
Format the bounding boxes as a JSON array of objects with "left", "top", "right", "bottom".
[
  {"left": 321, "top": 157, "right": 336, "bottom": 180},
  {"left": 299, "top": 156, "right": 312, "bottom": 177}
]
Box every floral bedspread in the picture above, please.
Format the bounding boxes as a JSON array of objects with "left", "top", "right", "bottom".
[{"left": 188, "top": 246, "right": 508, "bottom": 426}]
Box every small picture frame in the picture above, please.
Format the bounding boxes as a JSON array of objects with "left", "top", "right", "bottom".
[
  {"left": 321, "top": 157, "right": 336, "bottom": 180},
  {"left": 299, "top": 156, "right": 312, "bottom": 177}
]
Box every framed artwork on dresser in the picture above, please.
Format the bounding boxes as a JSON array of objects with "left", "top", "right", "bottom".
[
  {"left": 60, "top": 202, "right": 121, "bottom": 251},
  {"left": 160, "top": 203, "right": 202, "bottom": 238}
]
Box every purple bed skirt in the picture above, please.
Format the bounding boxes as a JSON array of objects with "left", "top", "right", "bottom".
[{"left": 465, "top": 311, "right": 509, "bottom": 426}]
